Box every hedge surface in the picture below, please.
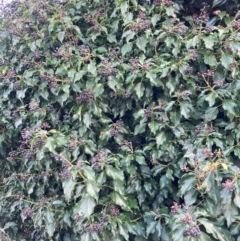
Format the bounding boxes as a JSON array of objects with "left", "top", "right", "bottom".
[{"left": 0, "top": 0, "right": 240, "bottom": 240}]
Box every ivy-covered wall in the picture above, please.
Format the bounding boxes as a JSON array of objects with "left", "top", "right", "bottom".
[{"left": 0, "top": 0, "right": 240, "bottom": 240}]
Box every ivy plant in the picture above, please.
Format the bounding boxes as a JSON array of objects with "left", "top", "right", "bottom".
[{"left": 0, "top": 0, "right": 240, "bottom": 240}]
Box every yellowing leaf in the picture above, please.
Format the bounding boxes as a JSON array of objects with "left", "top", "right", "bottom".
[{"left": 221, "top": 163, "right": 228, "bottom": 170}]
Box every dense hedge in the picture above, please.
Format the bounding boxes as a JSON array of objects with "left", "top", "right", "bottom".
[{"left": 0, "top": 0, "right": 240, "bottom": 240}]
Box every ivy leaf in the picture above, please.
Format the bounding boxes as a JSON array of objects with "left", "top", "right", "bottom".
[
  {"left": 62, "top": 178, "right": 76, "bottom": 202},
  {"left": 57, "top": 31, "right": 65, "bottom": 43},
  {"left": 222, "top": 99, "right": 237, "bottom": 115},
  {"left": 86, "top": 181, "right": 99, "bottom": 200},
  {"left": 111, "top": 192, "right": 129, "bottom": 210},
  {"left": 136, "top": 36, "right": 147, "bottom": 52},
  {"left": 198, "top": 218, "right": 234, "bottom": 241},
  {"left": 106, "top": 165, "right": 124, "bottom": 181},
  {"left": 121, "top": 42, "right": 133, "bottom": 55},
  {"left": 220, "top": 52, "right": 233, "bottom": 69},
  {"left": 73, "top": 195, "right": 96, "bottom": 217},
  {"left": 156, "top": 132, "right": 166, "bottom": 147},
  {"left": 146, "top": 221, "right": 157, "bottom": 237},
  {"left": 204, "top": 54, "right": 217, "bottom": 66},
  {"left": 203, "top": 36, "right": 215, "bottom": 49},
  {"left": 135, "top": 82, "right": 145, "bottom": 99},
  {"left": 178, "top": 173, "right": 197, "bottom": 196},
  {"left": 180, "top": 101, "right": 192, "bottom": 119},
  {"left": 44, "top": 210, "right": 55, "bottom": 237}
]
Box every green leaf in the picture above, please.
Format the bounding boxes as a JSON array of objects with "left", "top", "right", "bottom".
[
  {"left": 121, "top": 42, "right": 133, "bottom": 56},
  {"left": 62, "top": 178, "right": 76, "bottom": 202},
  {"left": 148, "top": 121, "right": 159, "bottom": 135},
  {"left": 119, "top": 223, "right": 129, "bottom": 240},
  {"left": 44, "top": 210, "right": 55, "bottom": 237},
  {"left": 184, "top": 189, "right": 198, "bottom": 205},
  {"left": 198, "top": 218, "right": 234, "bottom": 241},
  {"left": 205, "top": 107, "right": 219, "bottom": 120},
  {"left": 73, "top": 195, "right": 96, "bottom": 217},
  {"left": 86, "top": 181, "right": 99, "bottom": 200},
  {"left": 222, "top": 99, "right": 237, "bottom": 115},
  {"left": 106, "top": 165, "right": 124, "bottom": 181},
  {"left": 134, "top": 123, "right": 146, "bottom": 135},
  {"left": 57, "top": 31, "right": 65, "bottom": 43},
  {"left": 111, "top": 192, "right": 129, "bottom": 210},
  {"left": 204, "top": 54, "right": 217, "bottom": 66},
  {"left": 83, "top": 112, "right": 91, "bottom": 128},
  {"left": 136, "top": 36, "right": 147, "bottom": 52},
  {"left": 146, "top": 221, "right": 157, "bottom": 236},
  {"left": 178, "top": 173, "right": 197, "bottom": 196},
  {"left": 179, "top": 101, "right": 192, "bottom": 119},
  {"left": 203, "top": 36, "right": 215, "bottom": 49},
  {"left": 220, "top": 52, "right": 233, "bottom": 69},
  {"left": 156, "top": 132, "right": 166, "bottom": 147},
  {"left": 146, "top": 71, "right": 158, "bottom": 86},
  {"left": 205, "top": 92, "right": 217, "bottom": 107},
  {"left": 135, "top": 82, "right": 145, "bottom": 99},
  {"left": 120, "top": 1, "right": 128, "bottom": 15},
  {"left": 83, "top": 166, "right": 96, "bottom": 181}
]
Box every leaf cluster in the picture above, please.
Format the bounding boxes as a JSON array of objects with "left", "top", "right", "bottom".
[{"left": 0, "top": 0, "right": 240, "bottom": 240}]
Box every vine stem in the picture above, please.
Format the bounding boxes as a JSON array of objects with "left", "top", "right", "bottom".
[{"left": 202, "top": 75, "right": 224, "bottom": 101}]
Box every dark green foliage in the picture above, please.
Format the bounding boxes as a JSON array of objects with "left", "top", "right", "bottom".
[{"left": 0, "top": 0, "right": 240, "bottom": 240}]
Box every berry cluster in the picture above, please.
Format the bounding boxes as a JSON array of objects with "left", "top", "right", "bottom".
[
  {"left": 38, "top": 196, "right": 46, "bottom": 206},
  {"left": 59, "top": 169, "right": 71, "bottom": 180},
  {"left": 91, "top": 149, "right": 108, "bottom": 172},
  {"left": 202, "top": 148, "right": 214, "bottom": 158},
  {"left": 129, "top": 57, "right": 150, "bottom": 73},
  {"left": 205, "top": 26, "right": 213, "bottom": 34},
  {"left": 19, "top": 174, "right": 28, "bottom": 182},
  {"left": 110, "top": 120, "right": 124, "bottom": 137},
  {"left": 3, "top": 69, "right": 16, "bottom": 85},
  {"left": 181, "top": 214, "right": 192, "bottom": 224},
  {"left": 144, "top": 107, "right": 152, "bottom": 117},
  {"left": 213, "top": 80, "right": 223, "bottom": 87},
  {"left": 13, "top": 81, "right": 21, "bottom": 90},
  {"left": 231, "top": 19, "right": 240, "bottom": 29},
  {"left": 184, "top": 224, "right": 201, "bottom": 237},
  {"left": 74, "top": 213, "right": 83, "bottom": 222},
  {"left": 181, "top": 165, "right": 190, "bottom": 172},
  {"left": 22, "top": 207, "right": 34, "bottom": 218},
  {"left": 41, "top": 122, "right": 51, "bottom": 130},
  {"left": 203, "top": 69, "right": 214, "bottom": 77},
  {"left": 86, "top": 222, "right": 104, "bottom": 233},
  {"left": 188, "top": 49, "right": 197, "bottom": 61},
  {"left": 129, "top": 12, "right": 150, "bottom": 33},
  {"left": 153, "top": 0, "right": 173, "bottom": 6},
  {"left": 31, "top": 136, "right": 46, "bottom": 151},
  {"left": 170, "top": 202, "right": 181, "bottom": 214},
  {"left": 109, "top": 205, "right": 120, "bottom": 216},
  {"left": 173, "top": 25, "right": 187, "bottom": 36},
  {"left": 0, "top": 59, "right": 4, "bottom": 66},
  {"left": 79, "top": 45, "right": 91, "bottom": 62},
  {"left": 98, "top": 59, "right": 118, "bottom": 77},
  {"left": 33, "top": 49, "right": 43, "bottom": 60},
  {"left": 29, "top": 102, "right": 39, "bottom": 111},
  {"left": 222, "top": 179, "right": 236, "bottom": 192},
  {"left": 55, "top": 154, "right": 70, "bottom": 168},
  {"left": 66, "top": 135, "right": 77, "bottom": 152},
  {"left": 85, "top": 14, "right": 101, "bottom": 32},
  {"left": 40, "top": 73, "right": 58, "bottom": 88},
  {"left": 76, "top": 90, "right": 94, "bottom": 103},
  {"left": 74, "top": 159, "right": 84, "bottom": 170},
  {"left": 192, "top": 4, "right": 209, "bottom": 24},
  {"left": 21, "top": 128, "right": 35, "bottom": 140},
  {"left": 184, "top": 66, "right": 193, "bottom": 75},
  {"left": 158, "top": 113, "right": 169, "bottom": 122},
  {"left": 101, "top": 212, "right": 109, "bottom": 222}
]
